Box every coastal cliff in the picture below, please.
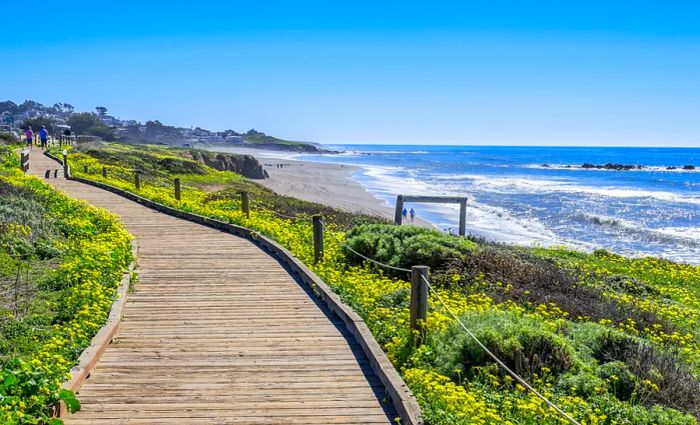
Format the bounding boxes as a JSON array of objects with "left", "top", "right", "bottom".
[{"left": 185, "top": 150, "right": 269, "bottom": 179}]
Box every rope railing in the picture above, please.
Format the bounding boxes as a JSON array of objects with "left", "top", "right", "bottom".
[
  {"left": 317, "top": 232, "right": 580, "bottom": 424},
  {"left": 251, "top": 199, "right": 299, "bottom": 220},
  {"left": 420, "top": 274, "right": 581, "bottom": 425}
]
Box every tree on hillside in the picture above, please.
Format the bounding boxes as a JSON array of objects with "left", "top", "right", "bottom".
[
  {"left": 22, "top": 116, "right": 57, "bottom": 131},
  {"left": 18, "top": 100, "right": 44, "bottom": 114},
  {"left": 53, "top": 102, "right": 75, "bottom": 115},
  {"left": 68, "top": 112, "right": 115, "bottom": 141},
  {"left": 145, "top": 120, "right": 183, "bottom": 143},
  {"left": 95, "top": 106, "right": 108, "bottom": 116},
  {"left": 0, "top": 101, "right": 18, "bottom": 115}
]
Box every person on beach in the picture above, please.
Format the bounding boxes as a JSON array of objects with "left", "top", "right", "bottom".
[
  {"left": 25, "top": 127, "right": 34, "bottom": 149},
  {"left": 409, "top": 208, "right": 415, "bottom": 222},
  {"left": 402, "top": 207, "right": 408, "bottom": 221},
  {"left": 39, "top": 126, "right": 48, "bottom": 149}
]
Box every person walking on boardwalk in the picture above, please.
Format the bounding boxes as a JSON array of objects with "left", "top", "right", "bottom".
[
  {"left": 39, "top": 126, "right": 48, "bottom": 149},
  {"left": 25, "top": 127, "right": 34, "bottom": 150},
  {"left": 409, "top": 208, "right": 415, "bottom": 222},
  {"left": 402, "top": 207, "right": 408, "bottom": 222}
]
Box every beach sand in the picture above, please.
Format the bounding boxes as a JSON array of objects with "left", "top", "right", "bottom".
[{"left": 205, "top": 146, "right": 434, "bottom": 227}]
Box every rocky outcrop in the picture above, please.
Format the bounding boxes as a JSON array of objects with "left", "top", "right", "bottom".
[
  {"left": 542, "top": 163, "right": 697, "bottom": 171},
  {"left": 581, "top": 163, "right": 643, "bottom": 171},
  {"left": 185, "top": 150, "right": 268, "bottom": 179}
]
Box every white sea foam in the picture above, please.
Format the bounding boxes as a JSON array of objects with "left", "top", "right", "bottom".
[
  {"left": 576, "top": 213, "right": 700, "bottom": 245},
  {"left": 451, "top": 174, "right": 700, "bottom": 206},
  {"left": 354, "top": 166, "right": 596, "bottom": 250},
  {"left": 356, "top": 165, "right": 434, "bottom": 203},
  {"left": 654, "top": 226, "right": 700, "bottom": 243}
]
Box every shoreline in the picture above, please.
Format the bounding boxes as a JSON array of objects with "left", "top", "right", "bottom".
[{"left": 203, "top": 146, "right": 434, "bottom": 228}]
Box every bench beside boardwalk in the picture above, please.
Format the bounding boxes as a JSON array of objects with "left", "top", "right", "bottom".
[{"left": 29, "top": 153, "right": 398, "bottom": 424}]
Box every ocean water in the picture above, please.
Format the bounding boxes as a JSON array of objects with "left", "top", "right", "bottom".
[{"left": 262, "top": 145, "right": 700, "bottom": 264}]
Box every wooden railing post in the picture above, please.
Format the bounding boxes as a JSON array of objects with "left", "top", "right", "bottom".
[
  {"left": 20, "top": 151, "right": 27, "bottom": 172},
  {"left": 102, "top": 166, "right": 107, "bottom": 178},
  {"left": 240, "top": 191, "right": 250, "bottom": 218},
  {"left": 174, "top": 178, "right": 181, "bottom": 201},
  {"left": 313, "top": 215, "right": 324, "bottom": 264},
  {"left": 62, "top": 151, "right": 69, "bottom": 178},
  {"left": 459, "top": 199, "right": 467, "bottom": 236},
  {"left": 134, "top": 171, "right": 140, "bottom": 190},
  {"left": 394, "top": 195, "right": 404, "bottom": 225},
  {"left": 410, "top": 266, "right": 429, "bottom": 345}
]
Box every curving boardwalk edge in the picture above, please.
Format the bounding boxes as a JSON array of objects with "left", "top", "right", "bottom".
[
  {"left": 45, "top": 151, "right": 423, "bottom": 425},
  {"left": 59, "top": 242, "right": 138, "bottom": 417}
]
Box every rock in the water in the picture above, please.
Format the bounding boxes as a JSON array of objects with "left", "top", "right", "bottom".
[
  {"left": 683, "top": 165, "right": 696, "bottom": 170},
  {"left": 579, "top": 163, "right": 643, "bottom": 171}
]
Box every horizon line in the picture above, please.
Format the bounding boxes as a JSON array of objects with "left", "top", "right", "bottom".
[{"left": 322, "top": 142, "right": 700, "bottom": 149}]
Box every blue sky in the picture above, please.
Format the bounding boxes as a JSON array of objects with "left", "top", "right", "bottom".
[{"left": 2, "top": 1, "right": 699, "bottom": 146}]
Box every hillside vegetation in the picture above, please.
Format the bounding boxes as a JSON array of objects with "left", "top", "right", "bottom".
[
  {"left": 0, "top": 142, "right": 132, "bottom": 424},
  {"left": 51, "top": 142, "right": 700, "bottom": 424}
]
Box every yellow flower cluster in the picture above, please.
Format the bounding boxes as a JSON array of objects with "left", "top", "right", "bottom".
[{"left": 0, "top": 158, "right": 133, "bottom": 425}]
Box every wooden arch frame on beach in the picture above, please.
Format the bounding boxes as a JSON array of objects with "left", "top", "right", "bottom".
[{"left": 394, "top": 195, "right": 468, "bottom": 236}]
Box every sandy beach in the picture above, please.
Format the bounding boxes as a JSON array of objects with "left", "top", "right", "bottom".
[{"left": 204, "top": 146, "right": 434, "bottom": 227}]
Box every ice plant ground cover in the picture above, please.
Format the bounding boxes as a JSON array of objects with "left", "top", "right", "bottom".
[
  {"left": 51, "top": 143, "right": 700, "bottom": 424},
  {"left": 0, "top": 142, "right": 133, "bottom": 424}
]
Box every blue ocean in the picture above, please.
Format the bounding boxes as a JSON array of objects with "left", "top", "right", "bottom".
[{"left": 278, "top": 145, "right": 700, "bottom": 264}]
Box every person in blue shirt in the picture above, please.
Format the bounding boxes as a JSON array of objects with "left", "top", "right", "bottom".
[
  {"left": 402, "top": 207, "right": 407, "bottom": 222},
  {"left": 39, "top": 126, "right": 49, "bottom": 149}
]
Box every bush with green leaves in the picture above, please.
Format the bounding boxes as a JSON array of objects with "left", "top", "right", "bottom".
[{"left": 343, "top": 223, "right": 476, "bottom": 274}]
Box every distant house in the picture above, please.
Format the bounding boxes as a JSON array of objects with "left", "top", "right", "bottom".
[
  {"left": 193, "top": 128, "right": 211, "bottom": 137},
  {"left": 224, "top": 135, "right": 244, "bottom": 144}
]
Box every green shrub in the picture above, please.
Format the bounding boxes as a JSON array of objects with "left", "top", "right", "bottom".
[
  {"left": 344, "top": 223, "right": 476, "bottom": 274},
  {"left": 593, "top": 332, "right": 700, "bottom": 417},
  {"left": 431, "top": 310, "right": 578, "bottom": 380}
]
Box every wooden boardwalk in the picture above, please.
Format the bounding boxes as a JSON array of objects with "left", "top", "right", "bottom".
[{"left": 29, "top": 153, "right": 397, "bottom": 424}]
